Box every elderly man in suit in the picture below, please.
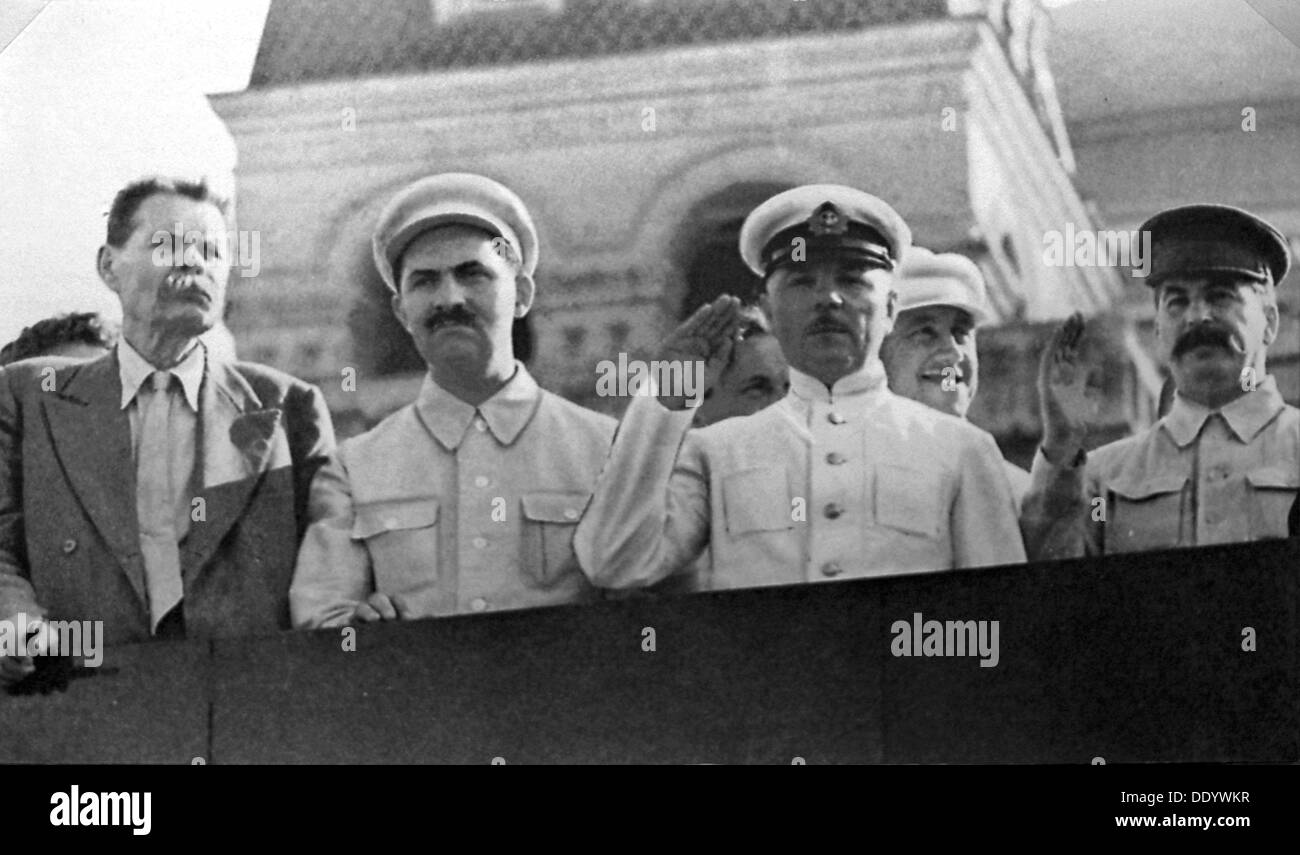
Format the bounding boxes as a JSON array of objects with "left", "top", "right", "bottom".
[
  {"left": 0, "top": 176, "right": 334, "bottom": 684},
  {"left": 575, "top": 185, "right": 1024, "bottom": 592},
  {"left": 290, "top": 173, "right": 615, "bottom": 626}
]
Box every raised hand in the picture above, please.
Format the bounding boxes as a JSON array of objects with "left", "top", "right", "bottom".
[
  {"left": 1037, "top": 312, "right": 1096, "bottom": 463},
  {"left": 657, "top": 295, "right": 744, "bottom": 411}
]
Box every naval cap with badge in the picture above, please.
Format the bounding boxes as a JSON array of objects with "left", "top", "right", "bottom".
[
  {"left": 738, "top": 184, "right": 913, "bottom": 278},
  {"left": 1135, "top": 203, "right": 1290, "bottom": 289},
  {"left": 372, "top": 172, "right": 539, "bottom": 292},
  {"left": 894, "top": 246, "right": 993, "bottom": 327}
]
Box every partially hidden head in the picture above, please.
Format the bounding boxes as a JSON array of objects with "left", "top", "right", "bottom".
[
  {"left": 879, "top": 246, "right": 991, "bottom": 419},
  {"left": 693, "top": 304, "right": 789, "bottom": 427}
]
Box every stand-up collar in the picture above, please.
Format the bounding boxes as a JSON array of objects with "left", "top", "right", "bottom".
[
  {"left": 788, "top": 358, "right": 889, "bottom": 405},
  {"left": 1162, "top": 375, "right": 1285, "bottom": 447},
  {"left": 415, "top": 361, "right": 542, "bottom": 450}
]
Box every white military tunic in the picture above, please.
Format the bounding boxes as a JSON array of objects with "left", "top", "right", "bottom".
[{"left": 575, "top": 360, "right": 1025, "bottom": 590}]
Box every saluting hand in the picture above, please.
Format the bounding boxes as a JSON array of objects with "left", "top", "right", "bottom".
[
  {"left": 1037, "top": 312, "right": 1097, "bottom": 464},
  {"left": 657, "top": 295, "right": 744, "bottom": 411}
]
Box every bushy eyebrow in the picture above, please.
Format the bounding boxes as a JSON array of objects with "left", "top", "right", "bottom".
[{"left": 407, "top": 259, "right": 494, "bottom": 279}]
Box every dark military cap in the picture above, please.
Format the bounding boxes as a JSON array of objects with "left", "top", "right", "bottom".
[{"left": 1137, "top": 204, "right": 1290, "bottom": 287}]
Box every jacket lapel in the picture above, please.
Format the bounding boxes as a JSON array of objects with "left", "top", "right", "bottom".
[
  {"left": 180, "top": 360, "right": 286, "bottom": 580},
  {"left": 41, "top": 353, "right": 148, "bottom": 605}
]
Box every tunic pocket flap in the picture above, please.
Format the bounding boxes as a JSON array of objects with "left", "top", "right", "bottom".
[
  {"left": 351, "top": 498, "right": 440, "bottom": 539},
  {"left": 1246, "top": 467, "right": 1300, "bottom": 490},
  {"left": 521, "top": 492, "right": 588, "bottom": 524},
  {"left": 1109, "top": 474, "right": 1186, "bottom": 501}
]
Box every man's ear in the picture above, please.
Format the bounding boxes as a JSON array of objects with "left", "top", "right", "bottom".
[
  {"left": 96, "top": 245, "right": 119, "bottom": 293},
  {"left": 514, "top": 272, "right": 536, "bottom": 318},
  {"left": 390, "top": 290, "right": 411, "bottom": 331},
  {"left": 1262, "top": 299, "right": 1280, "bottom": 347}
]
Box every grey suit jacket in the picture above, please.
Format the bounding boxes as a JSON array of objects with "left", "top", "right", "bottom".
[{"left": 0, "top": 349, "right": 334, "bottom": 645}]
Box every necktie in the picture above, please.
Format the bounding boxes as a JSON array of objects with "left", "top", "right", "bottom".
[{"left": 137, "top": 370, "right": 184, "bottom": 633}]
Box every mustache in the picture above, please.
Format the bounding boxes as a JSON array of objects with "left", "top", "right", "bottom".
[
  {"left": 424, "top": 306, "right": 480, "bottom": 332},
  {"left": 161, "top": 269, "right": 212, "bottom": 297},
  {"left": 1172, "top": 322, "right": 1244, "bottom": 358},
  {"left": 805, "top": 313, "right": 853, "bottom": 335}
]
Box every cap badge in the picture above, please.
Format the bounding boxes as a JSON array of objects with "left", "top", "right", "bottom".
[{"left": 808, "top": 202, "right": 848, "bottom": 236}]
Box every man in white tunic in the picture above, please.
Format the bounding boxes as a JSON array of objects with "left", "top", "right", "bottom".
[{"left": 574, "top": 185, "right": 1025, "bottom": 591}]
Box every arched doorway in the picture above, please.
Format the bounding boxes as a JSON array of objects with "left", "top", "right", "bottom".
[{"left": 673, "top": 181, "right": 793, "bottom": 319}]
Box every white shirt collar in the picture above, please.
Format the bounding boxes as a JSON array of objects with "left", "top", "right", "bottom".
[{"left": 117, "top": 339, "right": 205, "bottom": 412}]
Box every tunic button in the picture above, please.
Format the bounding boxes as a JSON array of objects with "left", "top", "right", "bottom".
[
  {"left": 474, "top": 418, "right": 487, "bottom": 432},
  {"left": 474, "top": 476, "right": 490, "bottom": 488},
  {"left": 470, "top": 597, "right": 488, "bottom": 612},
  {"left": 826, "top": 452, "right": 847, "bottom": 465},
  {"left": 824, "top": 503, "right": 844, "bottom": 519},
  {"left": 821, "top": 561, "right": 843, "bottom": 577},
  {"left": 827, "top": 412, "right": 847, "bottom": 425},
  {"left": 473, "top": 537, "right": 487, "bottom": 549},
  {"left": 62, "top": 538, "right": 77, "bottom": 554},
  {"left": 563, "top": 508, "right": 579, "bottom": 520}
]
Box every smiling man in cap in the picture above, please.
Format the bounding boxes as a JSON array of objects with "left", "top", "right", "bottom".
[
  {"left": 1022, "top": 204, "right": 1298, "bottom": 559},
  {"left": 880, "top": 247, "right": 1031, "bottom": 508},
  {"left": 575, "top": 184, "right": 1025, "bottom": 592},
  {"left": 290, "top": 173, "right": 615, "bottom": 626}
]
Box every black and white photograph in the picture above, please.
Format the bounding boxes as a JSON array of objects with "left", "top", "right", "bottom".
[{"left": 0, "top": 0, "right": 1297, "bottom": 832}]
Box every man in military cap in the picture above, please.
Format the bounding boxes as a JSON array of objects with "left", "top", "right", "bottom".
[
  {"left": 290, "top": 173, "right": 616, "bottom": 626},
  {"left": 574, "top": 185, "right": 1025, "bottom": 591},
  {"left": 1022, "top": 204, "right": 1298, "bottom": 559},
  {"left": 879, "top": 246, "right": 1031, "bottom": 508}
]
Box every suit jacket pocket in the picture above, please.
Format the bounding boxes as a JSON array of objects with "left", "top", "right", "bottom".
[
  {"left": 722, "top": 468, "right": 793, "bottom": 536},
  {"left": 521, "top": 492, "right": 587, "bottom": 587},
  {"left": 351, "top": 498, "right": 440, "bottom": 599},
  {"left": 1105, "top": 473, "right": 1187, "bottom": 553}
]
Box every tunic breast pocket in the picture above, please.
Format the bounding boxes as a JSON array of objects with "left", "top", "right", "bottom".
[
  {"left": 521, "top": 492, "right": 588, "bottom": 587},
  {"left": 1245, "top": 466, "right": 1299, "bottom": 541},
  {"left": 351, "top": 498, "right": 440, "bottom": 599},
  {"left": 1105, "top": 474, "right": 1187, "bottom": 554},
  {"left": 722, "top": 469, "right": 793, "bottom": 536},
  {"left": 874, "top": 464, "right": 944, "bottom": 539}
]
